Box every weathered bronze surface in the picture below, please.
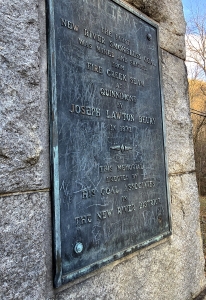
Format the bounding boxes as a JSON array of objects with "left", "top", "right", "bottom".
[{"left": 47, "top": 0, "right": 171, "bottom": 287}]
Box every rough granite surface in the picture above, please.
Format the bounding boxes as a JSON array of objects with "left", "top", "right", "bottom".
[
  {"left": 0, "top": 0, "right": 50, "bottom": 193},
  {"left": 0, "top": 0, "right": 205, "bottom": 299},
  {"left": 125, "top": 0, "right": 186, "bottom": 60},
  {"left": 161, "top": 49, "right": 196, "bottom": 174},
  {"left": 0, "top": 192, "right": 52, "bottom": 300}
]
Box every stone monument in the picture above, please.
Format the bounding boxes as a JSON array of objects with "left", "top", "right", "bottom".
[{"left": 0, "top": 0, "right": 205, "bottom": 299}]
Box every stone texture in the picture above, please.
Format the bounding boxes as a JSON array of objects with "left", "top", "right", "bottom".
[
  {"left": 53, "top": 175, "right": 205, "bottom": 300},
  {"left": 125, "top": 0, "right": 186, "bottom": 60},
  {"left": 0, "top": 0, "right": 49, "bottom": 193},
  {"left": 0, "top": 192, "right": 53, "bottom": 300},
  {"left": 1, "top": 0, "right": 205, "bottom": 299},
  {"left": 161, "top": 49, "right": 196, "bottom": 174}
]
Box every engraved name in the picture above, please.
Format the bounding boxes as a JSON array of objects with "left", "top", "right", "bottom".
[
  {"left": 106, "top": 110, "right": 135, "bottom": 122},
  {"left": 70, "top": 104, "right": 101, "bottom": 117},
  {"left": 87, "top": 62, "right": 103, "bottom": 74},
  {"left": 100, "top": 88, "right": 136, "bottom": 102},
  {"left": 124, "top": 180, "right": 155, "bottom": 191},
  {"left": 101, "top": 186, "right": 119, "bottom": 195},
  {"left": 84, "top": 29, "right": 105, "bottom": 44},
  {"left": 139, "top": 116, "right": 156, "bottom": 125},
  {"left": 97, "top": 209, "right": 113, "bottom": 220},
  {"left": 117, "top": 204, "right": 135, "bottom": 214},
  {"left": 109, "top": 41, "right": 141, "bottom": 59},
  {"left": 61, "top": 18, "right": 79, "bottom": 31},
  {"left": 106, "top": 69, "right": 127, "bottom": 81}
]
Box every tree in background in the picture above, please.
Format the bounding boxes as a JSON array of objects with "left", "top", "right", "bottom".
[
  {"left": 189, "top": 80, "right": 206, "bottom": 195},
  {"left": 186, "top": 5, "right": 206, "bottom": 195},
  {"left": 186, "top": 7, "right": 206, "bottom": 79}
]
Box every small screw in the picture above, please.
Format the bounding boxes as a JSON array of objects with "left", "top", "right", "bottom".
[
  {"left": 147, "top": 33, "right": 152, "bottom": 41},
  {"left": 74, "top": 242, "right": 83, "bottom": 254}
]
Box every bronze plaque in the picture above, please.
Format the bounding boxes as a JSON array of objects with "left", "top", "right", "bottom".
[{"left": 47, "top": 0, "right": 171, "bottom": 287}]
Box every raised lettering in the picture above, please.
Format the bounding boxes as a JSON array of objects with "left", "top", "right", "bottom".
[
  {"left": 106, "top": 69, "right": 127, "bottom": 81},
  {"left": 130, "top": 59, "right": 147, "bottom": 71},
  {"left": 144, "top": 56, "right": 156, "bottom": 67},
  {"left": 109, "top": 41, "right": 141, "bottom": 59},
  {"left": 101, "top": 186, "right": 119, "bottom": 196},
  {"left": 130, "top": 77, "right": 144, "bottom": 87},
  {"left": 61, "top": 18, "right": 79, "bottom": 31},
  {"left": 78, "top": 38, "right": 92, "bottom": 49},
  {"left": 124, "top": 181, "right": 155, "bottom": 192},
  {"left": 110, "top": 124, "right": 117, "bottom": 131},
  {"left": 117, "top": 55, "right": 128, "bottom": 63},
  {"left": 122, "top": 196, "right": 128, "bottom": 202},
  {"left": 117, "top": 204, "right": 135, "bottom": 214},
  {"left": 106, "top": 110, "right": 135, "bottom": 122},
  {"left": 117, "top": 164, "right": 143, "bottom": 171},
  {"left": 139, "top": 116, "right": 156, "bottom": 125},
  {"left": 120, "top": 126, "right": 132, "bottom": 133},
  {"left": 82, "top": 189, "right": 95, "bottom": 199},
  {"left": 87, "top": 62, "right": 103, "bottom": 74},
  {"left": 84, "top": 28, "right": 105, "bottom": 44},
  {"left": 115, "top": 34, "right": 130, "bottom": 46},
  {"left": 139, "top": 198, "right": 161, "bottom": 209},
  {"left": 101, "top": 27, "right": 112, "bottom": 37},
  {"left": 100, "top": 88, "right": 136, "bottom": 102},
  {"left": 112, "top": 62, "right": 125, "bottom": 71},
  {"left": 96, "top": 45, "right": 114, "bottom": 58},
  {"left": 99, "top": 165, "right": 113, "bottom": 172},
  {"left": 106, "top": 175, "right": 129, "bottom": 182},
  {"left": 75, "top": 215, "right": 92, "bottom": 225},
  {"left": 70, "top": 104, "right": 100, "bottom": 117},
  {"left": 97, "top": 209, "right": 113, "bottom": 220}
]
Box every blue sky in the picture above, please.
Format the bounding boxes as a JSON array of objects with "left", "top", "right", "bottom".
[
  {"left": 182, "top": 0, "right": 205, "bottom": 22},
  {"left": 182, "top": 0, "right": 206, "bottom": 80}
]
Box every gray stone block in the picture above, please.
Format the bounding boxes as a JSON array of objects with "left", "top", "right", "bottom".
[
  {"left": 161, "top": 50, "right": 196, "bottom": 174},
  {"left": 0, "top": 0, "right": 205, "bottom": 299},
  {"left": 125, "top": 0, "right": 186, "bottom": 60},
  {"left": 0, "top": 192, "right": 52, "bottom": 300},
  {"left": 0, "top": 0, "right": 50, "bottom": 193}
]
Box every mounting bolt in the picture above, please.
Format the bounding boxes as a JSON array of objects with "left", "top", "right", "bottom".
[
  {"left": 74, "top": 242, "right": 83, "bottom": 254},
  {"left": 147, "top": 33, "right": 152, "bottom": 41}
]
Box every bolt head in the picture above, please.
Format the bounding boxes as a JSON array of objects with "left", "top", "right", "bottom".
[
  {"left": 74, "top": 242, "right": 83, "bottom": 254},
  {"left": 147, "top": 33, "right": 152, "bottom": 41}
]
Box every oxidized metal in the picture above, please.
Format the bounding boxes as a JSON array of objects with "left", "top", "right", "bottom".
[{"left": 47, "top": 0, "right": 171, "bottom": 288}]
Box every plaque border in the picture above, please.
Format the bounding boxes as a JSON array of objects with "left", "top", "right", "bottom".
[{"left": 46, "top": 0, "right": 172, "bottom": 288}]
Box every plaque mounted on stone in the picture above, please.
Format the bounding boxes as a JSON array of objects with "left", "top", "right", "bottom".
[{"left": 47, "top": 0, "right": 171, "bottom": 288}]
